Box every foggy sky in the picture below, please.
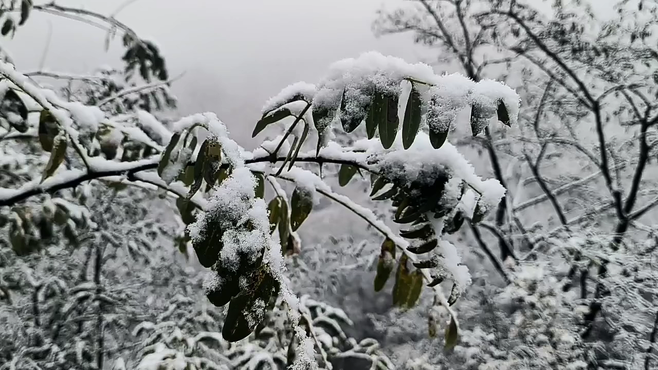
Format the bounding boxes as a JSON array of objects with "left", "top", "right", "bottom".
[{"left": 8, "top": 0, "right": 429, "bottom": 145}]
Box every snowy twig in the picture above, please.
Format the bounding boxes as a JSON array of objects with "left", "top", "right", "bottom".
[
  {"left": 0, "top": 60, "right": 92, "bottom": 170},
  {"left": 97, "top": 72, "right": 184, "bottom": 107}
]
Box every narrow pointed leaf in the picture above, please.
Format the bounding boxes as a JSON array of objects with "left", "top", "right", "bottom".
[
  {"left": 41, "top": 133, "right": 67, "bottom": 182},
  {"left": 429, "top": 130, "right": 449, "bottom": 149},
  {"left": 254, "top": 173, "right": 265, "bottom": 199},
  {"left": 157, "top": 132, "right": 181, "bottom": 177},
  {"left": 374, "top": 238, "right": 396, "bottom": 292},
  {"left": 290, "top": 187, "right": 313, "bottom": 231},
  {"left": 497, "top": 100, "right": 511, "bottom": 126},
  {"left": 379, "top": 94, "right": 399, "bottom": 149},
  {"left": 338, "top": 164, "right": 358, "bottom": 187},
  {"left": 370, "top": 176, "right": 389, "bottom": 197},
  {"left": 2, "top": 88, "right": 28, "bottom": 132},
  {"left": 187, "top": 140, "right": 207, "bottom": 199},
  {"left": 405, "top": 271, "right": 424, "bottom": 308},
  {"left": 402, "top": 85, "right": 422, "bottom": 149},
  {"left": 278, "top": 198, "right": 289, "bottom": 248},
  {"left": 399, "top": 224, "right": 433, "bottom": 239},
  {"left": 222, "top": 294, "right": 253, "bottom": 342},
  {"left": 38, "top": 110, "right": 58, "bottom": 152},
  {"left": 253, "top": 108, "right": 292, "bottom": 137},
  {"left": 444, "top": 316, "right": 459, "bottom": 350},
  {"left": 340, "top": 88, "right": 367, "bottom": 133},
  {"left": 392, "top": 254, "right": 412, "bottom": 308},
  {"left": 365, "top": 95, "right": 378, "bottom": 139},
  {"left": 407, "top": 239, "right": 438, "bottom": 254},
  {"left": 267, "top": 197, "right": 281, "bottom": 234}
]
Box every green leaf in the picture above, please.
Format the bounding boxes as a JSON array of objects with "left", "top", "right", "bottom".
[
  {"left": 278, "top": 198, "right": 289, "bottom": 248},
  {"left": 374, "top": 238, "right": 396, "bottom": 292},
  {"left": 188, "top": 140, "right": 207, "bottom": 199},
  {"left": 267, "top": 197, "right": 281, "bottom": 234},
  {"left": 444, "top": 316, "right": 459, "bottom": 350},
  {"left": 399, "top": 224, "right": 433, "bottom": 239},
  {"left": 176, "top": 197, "right": 195, "bottom": 225},
  {"left": 365, "top": 96, "right": 378, "bottom": 139},
  {"left": 370, "top": 176, "right": 389, "bottom": 197},
  {"left": 471, "top": 203, "right": 486, "bottom": 224},
  {"left": 392, "top": 254, "right": 412, "bottom": 308},
  {"left": 338, "top": 164, "right": 358, "bottom": 187},
  {"left": 429, "top": 130, "right": 449, "bottom": 149},
  {"left": 222, "top": 294, "right": 252, "bottom": 342},
  {"left": 470, "top": 104, "right": 490, "bottom": 136},
  {"left": 497, "top": 100, "right": 511, "bottom": 126},
  {"left": 378, "top": 94, "right": 399, "bottom": 149},
  {"left": 290, "top": 187, "right": 313, "bottom": 231},
  {"left": 192, "top": 219, "right": 223, "bottom": 268},
  {"left": 1, "top": 88, "right": 28, "bottom": 132},
  {"left": 447, "top": 283, "right": 460, "bottom": 306},
  {"left": 41, "top": 133, "right": 67, "bottom": 182},
  {"left": 402, "top": 84, "right": 422, "bottom": 149},
  {"left": 157, "top": 132, "right": 181, "bottom": 178},
  {"left": 254, "top": 173, "right": 265, "bottom": 198},
  {"left": 178, "top": 165, "right": 195, "bottom": 186},
  {"left": 406, "top": 271, "right": 424, "bottom": 308},
  {"left": 1, "top": 18, "right": 13, "bottom": 36},
  {"left": 407, "top": 239, "right": 438, "bottom": 254},
  {"left": 253, "top": 107, "right": 292, "bottom": 137},
  {"left": 372, "top": 186, "right": 398, "bottom": 201},
  {"left": 38, "top": 110, "right": 58, "bottom": 152},
  {"left": 19, "top": 0, "right": 31, "bottom": 26},
  {"left": 340, "top": 88, "right": 368, "bottom": 133}
]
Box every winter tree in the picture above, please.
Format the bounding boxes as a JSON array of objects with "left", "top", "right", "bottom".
[
  {"left": 0, "top": 1, "right": 523, "bottom": 369},
  {"left": 376, "top": 0, "right": 658, "bottom": 368}
]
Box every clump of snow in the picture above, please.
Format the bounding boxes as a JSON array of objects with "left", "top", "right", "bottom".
[
  {"left": 137, "top": 109, "right": 173, "bottom": 144},
  {"left": 262, "top": 82, "right": 317, "bottom": 115},
  {"left": 437, "top": 240, "right": 471, "bottom": 288}
]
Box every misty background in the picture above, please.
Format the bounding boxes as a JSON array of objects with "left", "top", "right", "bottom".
[{"left": 8, "top": 0, "right": 434, "bottom": 146}]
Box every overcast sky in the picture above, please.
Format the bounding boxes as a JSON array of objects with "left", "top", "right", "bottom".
[{"left": 8, "top": 0, "right": 431, "bottom": 144}]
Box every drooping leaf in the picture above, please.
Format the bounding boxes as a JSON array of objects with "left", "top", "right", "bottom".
[
  {"left": 290, "top": 187, "right": 313, "bottom": 231},
  {"left": 444, "top": 316, "right": 459, "bottom": 350},
  {"left": 19, "top": 0, "right": 32, "bottom": 26},
  {"left": 374, "top": 238, "right": 396, "bottom": 292},
  {"left": 429, "top": 130, "right": 449, "bottom": 149},
  {"left": 497, "top": 100, "right": 511, "bottom": 126},
  {"left": 41, "top": 133, "right": 67, "bottom": 182},
  {"left": 413, "top": 258, "right": 438, "bottom": 269},
  {"left": 365, "top": 96, "right": 378, "bottom": 139},
  {"left": 443, "top": 211, "right": 465, "bottom": 234},
  {"left": 222, "top": 294, "right": 252, "bottom": 342},
  {"left": 1, "top": 88, "right": 28, "bottom": 132},
  {"left": 187, "top": 140, "right": 208, "bottom": 198},
  {"left": 406, "top": 270, "right": 424, "bottom": 308},
  {"left": 206, "top": 275, "right": 240, "bottom": 307},
  {"left": 378, "top": 94, "right": 399, "bottom": 149},
  {"left": 253, "top": 107, "right": 292, "bottom": 137},
  {"left": 192, "top": 219, "right": 223, "bottom": 268},
  {"left": 447, "top": 283, "right": 460, "bottom": 306},
  {"left": 470, "top": 103, "right": 493, "bottom": 136},
  {"left": 38, "top": 110, "right": 58, "bottom": 152},
  {"left": 427, "top": 274, "right": 445, "bottom": 287},
  {"left": 392, "top": 254, "right": 413, "bottom": 308},
  {"left": 399, "top": 224, "right": 433, "bottom": 239},
  {"left": 407, "top": 239, "right": 438, "bottom": 254},
  {"left": 338, "top": 164, "right": 358, "bottom": 187},
  {"left": 157, "top": 132, "right": 181, "bottom": 178},
  {"left": 254, "top": 173, "right": 265, "bottom": 199},
  {"left": 402, "top": 84, "right": 422, "bottom": 149},
  {"left": 372, "top": 186, "right": 398, "bottom": 201},
  {"left": 278, "top": 198, "right": 289, "bottom": 248},
  {"left": 1, "top": 18, "right": 13, "bottom": 36},
  {"left": 340, "top": 88, "right": 369, "bottom": 133},
  {"left": 370, "top": 176, "right": 389, "bottom": 197},
  {"left": 267, "top": 197, "right": 281, "bottom": 234},
  {"left": 176, "top": 197, "right": 195, "bottom": 225}
]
